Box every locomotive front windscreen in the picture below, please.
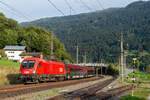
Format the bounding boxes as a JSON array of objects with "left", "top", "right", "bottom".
[{"left": 22, "top": 60, "right": 35, "bottom": 69}]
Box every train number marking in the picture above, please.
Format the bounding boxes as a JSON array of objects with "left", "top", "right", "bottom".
[
  {"left": 24, "top": 71, "right": 29, "bottom": 74},
  {"left": 59, "top": 68, "right": 63, "bottom": 72}
]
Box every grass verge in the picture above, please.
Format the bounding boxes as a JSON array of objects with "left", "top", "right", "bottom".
[
  {"left": 121, "top": 88, "right": 150, "bottom": 100},
  {"left": 126, "top": 71, "right": 150, "bottom": 83},
  {"left": 0, "top": 59, "right": 22, "bottom": 86},
  {"left": 121, "top": 95, "right": 145, "bottom": 100},
  {"left": 121, "top": 71, "right": 150, "bottom": 100},
  {"left": 0, "top": 59, "right": 20, "bottom": 67}
]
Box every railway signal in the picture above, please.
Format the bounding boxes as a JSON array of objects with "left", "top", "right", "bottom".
[
  {"left": 131, "top": 58, "right": 137, "bottom": 96},
  {"left": 132, "top": 58, "right": 137, "bottom": 83}
]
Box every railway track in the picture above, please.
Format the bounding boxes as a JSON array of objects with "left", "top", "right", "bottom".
[
  {"left": 0, "top": 76, "right": 103, "bottom": 99},
  {"left": 47, "top": 77, "right": 116, "bottom": 100},
  {"left": 47, "top": 78, "right": 136, "bottom": 100}
]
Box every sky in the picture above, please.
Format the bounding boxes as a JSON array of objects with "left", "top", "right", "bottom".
[{"left": 0, "top": 0, "right": 148, "bottom": 22}]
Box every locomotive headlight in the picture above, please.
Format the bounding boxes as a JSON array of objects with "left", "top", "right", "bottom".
[{"left": 33, "top": 70, "right": 36, "bottom": 74}]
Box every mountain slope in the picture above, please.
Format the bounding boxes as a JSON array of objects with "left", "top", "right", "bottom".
[{"left": 20, "top": 1, "right": 150, "bottom": 63}]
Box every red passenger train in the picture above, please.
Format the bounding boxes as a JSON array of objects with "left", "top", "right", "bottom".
[{"left": 19, "top": 58, "right": 95, "bottom": 83}]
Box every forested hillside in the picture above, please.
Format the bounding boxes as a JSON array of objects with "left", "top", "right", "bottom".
[
  {"left": 0, "top": 13, "right": 72, "bottom": 63},
  {"left": 21, "top": 1, "right": 150, "bottom": 70}
]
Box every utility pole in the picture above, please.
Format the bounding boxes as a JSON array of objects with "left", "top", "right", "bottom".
[
  {"left": 119, "top": 57, "right": 120, "bottom": 75},
  {"left": 83, "top": 52, "right": 87, "bottom": 64},
  {"left": 50, "top": 31, "right": 54, "bottom": 60},
  {"left": 120, "top": 32, "right": 124, "bottom": 82},
  {"left": 96, "top": 66, "right": 99, "bottom": 77},
  {"left": 76, "top": 45, "right": 79, "bottom": 64},
  {"left": 101, "top": 59, "right": 103, "bottom": 76}
]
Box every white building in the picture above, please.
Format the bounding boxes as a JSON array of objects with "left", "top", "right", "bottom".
[{"left": 3, "top": 46, "right": 26, "bottom": 62}]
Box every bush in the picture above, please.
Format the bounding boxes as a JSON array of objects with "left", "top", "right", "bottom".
[
  {"left": 128, "top": 71, "right": 150, "bottom": 82},
  {"left": 146, "top": 65, "right": 150, "bottom": 72},
  {"left": 107, "top": 64, "right": 119, "bottom": 76},
  {"left": 0, "top": 49, "right": 7, "bottom": 59},
  {"left": 121, "top": 95, "right": 145, "bottom": 100}
]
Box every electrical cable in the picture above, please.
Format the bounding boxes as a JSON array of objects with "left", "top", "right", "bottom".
[
  {"left": 79, "top": 0, "right": 92, "bottom": 12},
  {"left": 0, "top": 1, "right": 33, "bottom": 20},
  {"left": 64, "top": 0, "right": 76, "bottom": 15},
  {"left": 96, "top": 0, "right": 104, "bottom": 10},
  {"left": 47, "top": 0, "right": 65, "bottom": 16},
  {"left": 0, "top": 5, "right": 21, "bottom": 19}
]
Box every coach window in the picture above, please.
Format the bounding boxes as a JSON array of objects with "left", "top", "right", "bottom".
[{"left": 38, "top": 62, "right": 41, "bottom": 67}]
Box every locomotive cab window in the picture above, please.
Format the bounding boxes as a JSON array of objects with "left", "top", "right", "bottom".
[
  {"left": 22, "top": 60, "right": 35, "bottom": 69},
  {"left": 38, "top": 62, "right": 41, "bottom": 67}
]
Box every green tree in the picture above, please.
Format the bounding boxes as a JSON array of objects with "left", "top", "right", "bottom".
[
  {"left": 146, "top": 65, "right": 150, "bottom": 72},
  {"left": 0, "top": 49, "right": 7, "bottom": 59},
  {"left": 0, "top": 13, "right": 72, "bottom": 63},
  {"left": 135, "top": 60, "right": 141, "bottom": 70}
]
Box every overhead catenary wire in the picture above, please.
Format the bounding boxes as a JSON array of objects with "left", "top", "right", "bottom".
[
  {"left": 79, "top": 0, "right": 93, "bottom": 12},
  {"left": 64, "top": 0, "right": 76, "bottom": 15},
  {"left": 0, "top": 1, "right": 33, "bottom": 20},
  {"left": 86, "top": 0, "right": 97, "bottom": 11},
  {"left": 46, "top": 0, "right": 104, "bottom": 62},
  {"left": 47, "top": 0, "right": 65, "bottom": 16},
  {"left": 0, "top": 6, "right": 20, "bottom": 18},
  {"left": 96, "top": 0, "right": 104, "bottom": 10},
  {"left": 0, "top": 1, "right": 31, "bottom": 20},
  {"left": 0, "top": 7, "right": 16, "bottom": 15}
]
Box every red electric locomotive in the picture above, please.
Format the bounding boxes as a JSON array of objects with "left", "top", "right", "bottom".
[{"left": 19, "top": 58, "right": 95, "bottom": 83}]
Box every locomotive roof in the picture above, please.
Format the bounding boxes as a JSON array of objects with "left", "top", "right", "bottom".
[
  {"left": 23, "top": 58, "right": 43, "bottom": 61},
  {"left": 23, "top": 58, "right": 64, "bottom": 64},
  {"left": 23, "top": 58, "right": 93, "bottom": 69}
]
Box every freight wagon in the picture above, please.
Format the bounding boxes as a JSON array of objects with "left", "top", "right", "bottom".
[{"left": 19, "top": 58, "right": 95, "bottom": 84}]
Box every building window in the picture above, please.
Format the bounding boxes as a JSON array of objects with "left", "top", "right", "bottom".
[{"left": 8, "top": 51, "right": 14, "bottom": 53}]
